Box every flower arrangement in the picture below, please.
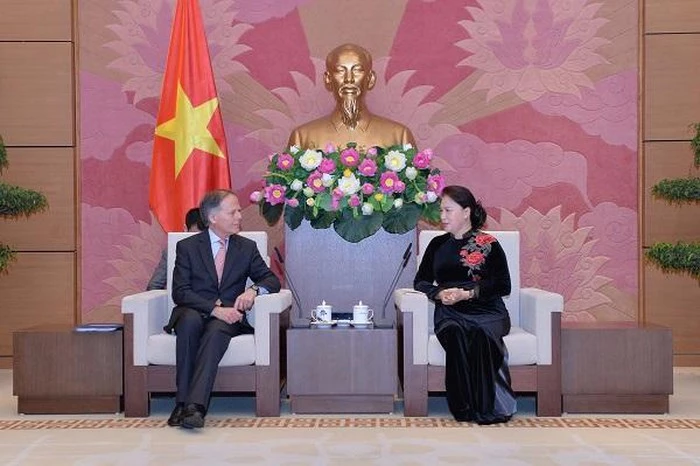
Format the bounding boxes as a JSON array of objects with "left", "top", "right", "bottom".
[{"left": 251, "top": 143, "right": 444, "bottom": 243}]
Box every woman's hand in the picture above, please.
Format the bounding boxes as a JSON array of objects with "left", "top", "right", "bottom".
[{"left": 438, "top": 287, "right": 475, "bottom": 305}]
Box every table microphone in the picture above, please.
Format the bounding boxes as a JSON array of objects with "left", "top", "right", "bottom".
[
  {"left": 377, "top": 242, "right": 413, "bottom": 326},
  {"left": 273, "top": 246, "right": 303, "bottom": 320}
]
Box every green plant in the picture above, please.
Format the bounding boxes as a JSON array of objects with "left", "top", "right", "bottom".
[
  {"left": 646, "top": 123, "right": 700, "bottom": 280},
  {"left": 0, "top": 136, "right": 48, "bottom": 273}
]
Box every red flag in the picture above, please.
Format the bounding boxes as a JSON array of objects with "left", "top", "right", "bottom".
[{"left": 149, "top": 0, "right": 231, "bottom": 232}]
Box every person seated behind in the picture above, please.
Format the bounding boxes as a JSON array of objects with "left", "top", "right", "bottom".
[
  {"left": 146, "top": 208, "right": 205, "bottom": 291},
  {"left": 165, "top": 189, "right": 281, "bottom": 429},
  {"left": 414, "top": 185, "right": 516, "bottom": 425}
]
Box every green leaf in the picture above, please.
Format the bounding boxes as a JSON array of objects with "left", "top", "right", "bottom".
[
  {"left": 0, "top": 136, "right": 7, "bottom": 173},
  {"left": 309, "top": 211, "right": 337, "bottom": 229},
  {"left": 651, "top": 178, "right": 700, "bottom": 203},
  {"left": 284, "top": 205, "right": 304, "bottom": 230},
  {"left": 421, "top": 203, "right": 441, "bottom": 224},
  {"left": 316, "top": 192, "right": 333, "bottom": 211},
  {"left": 260, "top": 202, "right": 283, "bottom": 226},
  {"left": 380, "top": 195, "right": 393, "bottom": 213},
  {"left": 333, "top": 209, "right": 383, "bottom": 243},
  {"left": 646, "top": 242, "right": 700, "bottom": 280},
  {"left": 0, "top": 243, "right": 15, "bottom": 274},
  {"left": 383, "top": 203, "right": 422, "bottom": 234},
  {"left": 0, "top": 183, "right": 48, "bottom": 218}
]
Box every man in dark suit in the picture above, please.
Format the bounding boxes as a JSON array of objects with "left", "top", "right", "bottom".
[{"left": 167, "top": 189, "right": 281, "bottom": 429}]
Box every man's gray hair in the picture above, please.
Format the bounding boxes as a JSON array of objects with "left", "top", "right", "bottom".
[{"left": 199, "top": 189, "right": 236, "bottom": 227}]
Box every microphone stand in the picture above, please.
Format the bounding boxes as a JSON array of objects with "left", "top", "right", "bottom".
[
  {"left": 375, "top": 242, "right": 413, "bottom": 328},
  {"left": 273, "top": 246, "right": 304, "bottom": 324}
]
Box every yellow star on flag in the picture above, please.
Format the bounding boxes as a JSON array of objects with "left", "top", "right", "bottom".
[{"left": 155, "top": 82, "right": 225, "bottom": 177}]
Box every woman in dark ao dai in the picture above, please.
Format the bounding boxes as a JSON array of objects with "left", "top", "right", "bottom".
[{"left": 414, "top": 185, "right": 515, "bottom": 424}]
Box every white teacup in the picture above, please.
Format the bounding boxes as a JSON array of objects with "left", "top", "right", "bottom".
[
  {"left": 352, "top": 303, "right": 373, "bottom": 323},
  {"left": 312, "top": 302, "right": 333, "bottom": 322}
]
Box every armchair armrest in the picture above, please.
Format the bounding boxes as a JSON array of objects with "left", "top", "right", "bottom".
[
  {"left": 519, "top": 287, "right": 563, "bottom": 365},
  {"left": 251, "top": 289, "right": 292, "bottom": 366},
  {"left": 121, "top": 290, "right": 168, "bottom": 366},
  {"left": 394, "top": 288, "right": 430, "bottom": 365}
]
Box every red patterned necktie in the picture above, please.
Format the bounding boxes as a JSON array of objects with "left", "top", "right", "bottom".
[{"left": 214, "top": 238, "right": 227, "bottom": 283}]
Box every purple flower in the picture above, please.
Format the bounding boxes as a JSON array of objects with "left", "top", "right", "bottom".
[
  {"left": 318, "top": 158, "right": 336, "bottom": 174},
  {"left": 332, "top": 188, "right": 344, "bottom": 199},
  {"left": 264, "top": 184, "right": 286, "bottom": 205},
  {"left": 394, "top": 180, "right": 406, "bottom": 193},
  {"left": 306, "top": 171, "right": 325, "bottom": 193},
  {"left": 276, "top": 153, "right": 294, "bottom": 171},
  {"left": 361, "top": 183, "right": 374, "bottom": 195},
  {"left": 358, "top": 158, "right": 377, "bottom": 176},
  {"left": 412, "top": 151, "right": 431, "bottom": 169},
  {"left": 286, "top": 198, "right": 299, "bottom": 208},
  {"left": 366, "top": 147, "right": 378, "bottom": 157},
  {"left": 249, "top": 191, "right": 262, "bottom": 203},
  {"left": 379, "top": 172, "right": 400, "bottom": 194},
  {"left": 325, "top": 142, "right": 337, "bottom": 153},
  {"left": 340, "top": 148, "right": 360, "bottom": 167},
  {"left": 348, "top": 194, "right": 361, "bottom": 207}
]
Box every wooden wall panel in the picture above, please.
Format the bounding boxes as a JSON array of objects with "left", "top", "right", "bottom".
[
  {"left": 1, "top": 147, "right": 75, "bottom": 251},
  {"left": 645, "top": 0, "right": 700, "bottom": 33},
  {"left": 0, "top": 0, "right": 73, "bottom": 41},
  {"left": 644, "top": 265, "right": 700, "bottom": 356},
  {"left": 0, "top": 253, "right": 75, "bottom": 356},
  {"left": 0, "top": 42, "right": 74, "bottom": 146},
  {"left": 643, "top": 142, "right": 700, "bottom": 244},
  {"left": 644, "top": 35, "right": 700, "bottom": 141}
]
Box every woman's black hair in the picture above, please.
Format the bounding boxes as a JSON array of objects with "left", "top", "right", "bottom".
[{"left": 441, "top": 185, "right": 487, "bottom": 230}]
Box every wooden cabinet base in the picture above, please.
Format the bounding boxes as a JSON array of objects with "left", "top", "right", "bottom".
[
  {"left": 563, "top": 394, "right": 669, "bottom": 414},
  {"left": 17, "top": 396, "right": 121, "bottom": 414}
]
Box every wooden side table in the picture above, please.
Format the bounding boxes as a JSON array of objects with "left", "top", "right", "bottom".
[
  {"left": 562, "top": 322, "right": 673, "bottom": 414},
  {"left": 13, "top": 325, "right": 123, "bottom": 414},
  {"left": 287, "top": 327, "right": 397, "bottom": 414}
]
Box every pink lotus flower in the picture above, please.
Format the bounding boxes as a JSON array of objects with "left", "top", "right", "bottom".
[
  {"left": 318, "top": 158, "right": 336, "bottom": 174},
  {"left": 358, "top": 158, "right": 377, "bottom": 176},
  {"left": 427, "top": 174, "right": 445, "bottom": 195},
  {"left": 361, "top": 183, "right": 374, "bottom": 195},
  {"left": 348, "top": 194, "right": 361, "bottom": 207},
  {"left": 340, "top": 148, "right": 360, "bottom": 167},
  {"left": 325, "top": 143, "right": 337, "bottom": 153},
  {"left": 276, "top": 153, "right": 294, "bottom": 171},
  {"left": 394, "top": 180, "right": 406, "bottom": 193},
  {"left": 286, "top": 198, "right": 299, "bottom": 208},
  {"left": 332, "top": 188, "right": 344, "bottom": 199},
  {"left": 264, "top": 184, "right": 286, "bottom": 205},
  {"left": 412, "top": 151, "right": 431, "bottom": 169},
  {"left": 380, "top": 171, "right": 400, "bottom": 194},
  {"left": 366, "top": 147, "right": 378, "bottom": 158},
  {"left": 249, "top": 191, "right": 262, "bottom": 203},
  {"left": 306, "top": 171, "right": 325, "bottom": 193}
]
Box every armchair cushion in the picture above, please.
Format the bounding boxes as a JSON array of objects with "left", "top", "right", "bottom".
[
  {"left": 427, "top": 327, "right": 537, "bottom": 366},
  {"left": 147, "top": 334, "right": 255, "bottom": 366}
]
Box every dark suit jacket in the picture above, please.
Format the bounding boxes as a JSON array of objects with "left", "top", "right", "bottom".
[{"left": 166, "top": 230, "right": 281, "bottom": 332}]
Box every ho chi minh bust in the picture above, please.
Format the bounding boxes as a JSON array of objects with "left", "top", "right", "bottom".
[{"left": 288, "top": 43, "right": 416, "bottom": 150}]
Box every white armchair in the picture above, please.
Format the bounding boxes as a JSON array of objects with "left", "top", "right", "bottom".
[
  {"left": 395, "top": 230, "right": 563, "bottom": 417},
  {"left": 121, "top": 231, "right": 292, "bottom": 417}
]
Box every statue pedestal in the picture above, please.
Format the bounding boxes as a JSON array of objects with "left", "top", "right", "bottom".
[{"left": 285, "top": 222, "right": 416, "bottom": 327}]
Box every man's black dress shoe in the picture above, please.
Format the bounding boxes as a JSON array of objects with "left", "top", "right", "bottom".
[
  {"left": 181, "top": 403, "right": 206, "bottom": 429},
  {"left": 167, "top": 403, "right": 185, "bottom": 427}
]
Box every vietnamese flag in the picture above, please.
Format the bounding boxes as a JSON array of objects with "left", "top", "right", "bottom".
[{"left": 149, "top": 0, "right": 231, "bottom": 232}]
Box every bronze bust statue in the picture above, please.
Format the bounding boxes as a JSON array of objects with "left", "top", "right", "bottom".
[{"left": 288, "top": 43, "right": 417, "bottom": 150}]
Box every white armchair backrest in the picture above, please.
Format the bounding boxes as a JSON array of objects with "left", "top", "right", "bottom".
[
  {"left": 166, "top": 231, "right": 270, "bottom": 312},
  {"left": 417, "top": 230, "right": 521, "bottom": 327}
]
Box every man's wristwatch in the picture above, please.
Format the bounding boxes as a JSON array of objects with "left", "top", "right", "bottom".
[{"left": 250, "top": 284, "right": 260, "bottom": 296}]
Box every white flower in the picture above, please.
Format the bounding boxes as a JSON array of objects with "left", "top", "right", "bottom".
[
  {"left": 393, "top": 198, "right": 404, "bottom": 209},
  {"left": 337, "top": 173, "right": 361, "bottom": 195},
  {"left": 384, "top": 150, "right": 407, "bottom": 172},
  {"left": 405, "top": 166, "right": 418, "bottom": 180},
  {"left": 361, "top": 203, "right": 374, "bottom": 215},
  {"left": 403, "top": 143, "right": 413, "bottom": 151},
  {"left": 414, "top": 192, "right": 426, "bottom": 205},
  {"left": 299, "top": 149, "right": 322, "bottom": 170},
  {"left": 303, "top": 187, "right": 314, "bottom": 197},
  {"left": 426, "top": 191, "right": 438, "bottom": 203},
  {"left": 289, "top": 145, "right": 300, "bottom": 154},
  {"left": 290, "top": 179, "right": 303, "bottom": 191},
  {"left": 321, "top": 173, "right": 334, "bottom": 187},
  {"left": 306, "top": 197, "right": 315, "bottom": 206}
]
